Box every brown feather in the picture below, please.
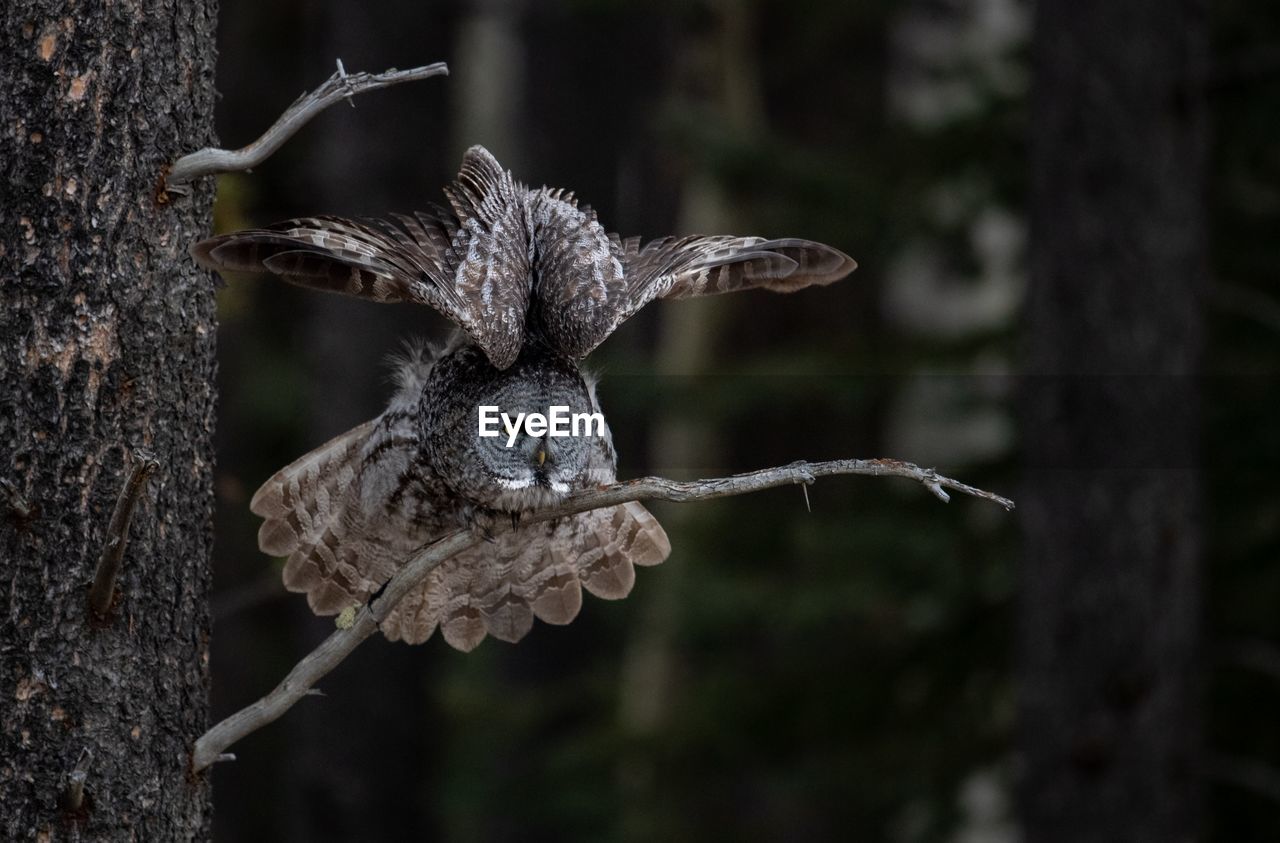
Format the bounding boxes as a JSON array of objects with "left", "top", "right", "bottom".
[{"left": 378, "top": 502, "right": 670, "bottom": 650}]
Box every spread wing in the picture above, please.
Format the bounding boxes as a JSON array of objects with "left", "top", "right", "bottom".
[
  {"left": 191, "top": 146, "right": 532, "bottom": 369},
  {"left": 250, "top": 411, "right": 440, "bottom": 616},
  {"left": 619, "top": 234, "right": 856, "bottom": 302},
  {"left": 529, "top": 203, "right": 857, "bottom": 358}
]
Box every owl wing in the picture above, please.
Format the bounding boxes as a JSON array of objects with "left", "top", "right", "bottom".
[
  {"left": 619, "top": 234, "right": 856, "bottom": 302},
  {"left": 192, "top": 146, "right": 532, "bottom": 369},
  {"left": 380, "top": 501, "right": 670, "bottom": 651},
  {"left": 529, "top": 199, "right": 857, "bottom": 358},
  {"left": 250, "top": 409, "right": 441, "bottom": 616},
  {"left": 526, "top": 189, "right": 626, "bottom": 359}
]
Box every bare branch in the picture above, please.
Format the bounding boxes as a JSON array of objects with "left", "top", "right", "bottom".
[
  {"left": 560, "top": 459, "right": 1018, "bottom": 512},
  {"left": 88, "top": 449, "right": 159, "bottom": 619},
  {"left": 192, "top": 531, "right": 475, "bottom": 772},
  {"left": 191, "top": 458, "right": 1012, "bottom": 772},
  {"left": 165, "top": 60, "right": 449, "bottom": 190}
]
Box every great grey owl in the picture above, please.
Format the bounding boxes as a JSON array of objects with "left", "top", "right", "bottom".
[{"left": 193, "top": 145, "right": 856, "bottom": 651}]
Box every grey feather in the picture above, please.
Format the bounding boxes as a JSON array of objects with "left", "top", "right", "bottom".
[{"left": 191, "top": 145, "right": 855, "bottom": 366}]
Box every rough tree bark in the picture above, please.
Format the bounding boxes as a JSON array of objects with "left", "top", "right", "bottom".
[
  {"left": 1, "top": 0, "right": 219, "bottom": 839},
  {"left": 1020, "top": 1, "right": 1207, "bottom": 841}
]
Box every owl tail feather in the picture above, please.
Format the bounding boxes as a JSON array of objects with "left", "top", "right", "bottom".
[
  {"left": 250, "top": 419, "right": 387, "bottom": 614},
  {"left": 381, "top": 501, "right": 671, "bottom": 652},
  {"left": 251, "top": 418, "right": 672, "bottom": 652},
  {"left": 574, "top": 502, "right": 670, "bottom": 601}
]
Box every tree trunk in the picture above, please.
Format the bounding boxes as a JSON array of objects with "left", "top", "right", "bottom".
[
  {"left": 1, "top": 0, "right": 219, "bottom": 839},
  {"left": 1020, "top": 1, "right": 1207, "bottom": 841}
]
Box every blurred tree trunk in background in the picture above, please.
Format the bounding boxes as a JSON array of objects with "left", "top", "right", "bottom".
[
  {"left": 616, "top": 3, "right": 762, "bottom": 837},
  {"left": 205, "top": 3, "right": 455, "bottom": 840},
  {"left": 274, "top": 4, "right": 453, "bottom": 841},
  {"left": 1020, "top": 1, "right": 1207, "bottom": 840},
  {"left": 0, "top": 0, "right": 218, "bottom": 838},
  {"left": 453, "top": 0, "right": 525, "bottom": 171}
]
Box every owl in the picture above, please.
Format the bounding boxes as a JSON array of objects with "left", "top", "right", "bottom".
[{"left": 193, "top": 146, "right": 856, "bottom": 651}]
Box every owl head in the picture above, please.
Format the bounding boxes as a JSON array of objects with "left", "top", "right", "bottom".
[{"left": 421, "top": 342, "right": 606, "bottom": 512}]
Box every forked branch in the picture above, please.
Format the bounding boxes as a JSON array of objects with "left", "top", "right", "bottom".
[
  {"left": 88, "top": 449, "right": 159, "bottom": 619},
  {"left": 191, "top": 458, "right": 1013, "bottom": 772},
  {"left": 166, "top": 60, "right": 449, "bottom": 190}
]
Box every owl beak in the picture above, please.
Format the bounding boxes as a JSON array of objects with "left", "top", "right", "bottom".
[{"left": 534, "top": 447, "right": 547, "bottom": 467}]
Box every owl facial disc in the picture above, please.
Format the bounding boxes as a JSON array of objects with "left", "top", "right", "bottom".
[{"left": 421, "top": 343, "right": 604, "bottom": 512}]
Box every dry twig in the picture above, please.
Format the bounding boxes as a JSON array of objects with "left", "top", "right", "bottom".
[
  {"left": 191, "top": 458, "right": 1012, "bottom": 772},
  {"left": 165, "top": 60, "right": 449, "bottom": 190},
  {"left": 88, "top": 450, "right": 159, "bottom": 618}
]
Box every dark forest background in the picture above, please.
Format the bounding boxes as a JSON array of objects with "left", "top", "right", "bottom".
[{"left": 203, "top": 0, "right": 1279, "bottom": 840}]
